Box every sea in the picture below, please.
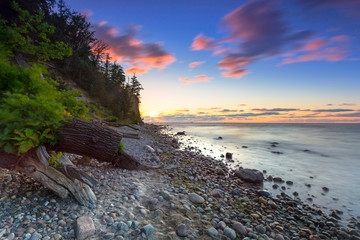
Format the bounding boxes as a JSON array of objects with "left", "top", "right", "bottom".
[{"left": 163, "top": 122, "right": 360, "bottom": 221}]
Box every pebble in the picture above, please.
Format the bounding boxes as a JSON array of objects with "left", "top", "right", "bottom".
[
  {"left": 224, "top": 227, "right": 237, "bottom": 240},
  {"left": 176, "top": 224, "right": 188, "bottom": 237},
  {"left": 141, "top": 224, "right": 155, "bottom": 236},
  {"left": 233, "top": 221, "right": 247, "bottom": 235},
  {"left": 208, "top": 227, "right": 218, "bottom": 237},
  {"left": 188, "top": 193, "right": 205, "bottom": 204}
]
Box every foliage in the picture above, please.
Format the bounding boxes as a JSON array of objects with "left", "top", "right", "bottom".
[
  {"left": 0, "top": 2, "right": 72, "bottom": 61},
  {"left": 116, "top": 142, "right": 124, "bottom": 154},
  {"left": 47, "top": 151, "right": 63, "bottom": 168},
  {"left": 0, "top": 4, "right": 87, "bottom": 154}
]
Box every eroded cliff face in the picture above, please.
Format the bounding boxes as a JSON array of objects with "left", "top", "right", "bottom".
[{"left": 128, "top": 93, "right": 142, "bottom": 123}]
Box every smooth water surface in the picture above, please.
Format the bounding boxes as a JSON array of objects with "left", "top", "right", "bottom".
[{"left": 165, "top": 123, "right": 360, "bottom": 220}]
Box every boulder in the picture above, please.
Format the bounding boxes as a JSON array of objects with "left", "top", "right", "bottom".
[
  {"left": 234, "top": 168, "right": 263, "bottom": 183},
  {"left": 225, "top": 152, "right": 233, "bottom": 159}
]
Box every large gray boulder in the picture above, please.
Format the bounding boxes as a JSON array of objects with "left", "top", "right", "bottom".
[{"left": 234, "top": 168, "right": 263, "bottom": 183}]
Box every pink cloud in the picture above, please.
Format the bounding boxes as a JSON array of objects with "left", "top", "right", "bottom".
[
  {"left": 281, "top": 35, "right": 350, "bottom": 64},
  {"left": 189, "top": 61, "right": 205, "bottom": 69},
  {"left": 179, "top": 75, "right": 213, "bottom": 84},
  {"left": 191, "top": 34, "right": 217, "bottom": 51},
  {"left": 94, "top": 23, "right": 176, "bottom": 74}
]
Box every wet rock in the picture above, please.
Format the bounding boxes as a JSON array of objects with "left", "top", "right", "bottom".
[
  {"left": 176, "top": 224, "right": 188, "bottom": 237},
  {"left": 293, "top": 191, "right": 299, "bottom": 196},
  {"left": 242, "top": 146, "right": 248, "bottom": 148},
  {"left": 188, "top": 193, "right": 205, "bottom": 204},
  {"left": 234, "top": 168, "right": 264, "bottom": 183},
  {"left": 257, "top": 190, "right": 271, "bottom": 197},
  {"left": 225, "top": 152, "right": 233, "bottom": 159},
  {"left": 272, "top": 184, "right": 279, "bottom": 189},
  {"left": 286, "top": 180, "right": 293, "bottom": 185},
  {"left": 273, "top": 177, "right": 284, "bottom": 183},
  {"left": 305, "top": 183, "right": 311, "bottom": 188},
  {"left": 176, "top": 131, "right": 186, "bottom": 135},
  {"left": 271, "top": 151, "right": 283, "bottom": 154},
  {"left": 322, "top": 187, "right": 329, "bottom": 192},
  {"left": 75, "top": 216, "right": 95, "bottom": 240}
]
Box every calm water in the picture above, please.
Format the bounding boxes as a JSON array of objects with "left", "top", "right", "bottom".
[{"left": 165, "top": 123, "right": 360, "bottom": 220}]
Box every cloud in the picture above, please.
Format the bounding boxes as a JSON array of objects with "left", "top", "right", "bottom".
[
  {"left": 179, "top": 75, "right": 213, "bottom": 84},
  {"left": 94, "top": 23, "right": 176, "bottom": 74},
  {"left": 237, "top": 104, "right": 247, "bottom": 106},
  {"left": 191, "top": 0, "right": 352, "bottom": 78},
  {"left": 191, "top": 34, "right": 218, "bottom": 51},
  {"left": 176, "top": 109, "right": 189, "bottom": 112},
  {"left": 218, "top": 0, "right": 312, "bottom": 78},
  {"left": 340, "top": 103, "right": 356, "bottom": 106},
  {"left": 252, "top": 108, "right": 299, "bottom": 112},
  {"left": 312, "top": 109, "right": 354, "bottom": 112},
  {"left": 218, "top": 109, "right": 238, "bottom": 113},
  {"left": 299, "top": 0, "right": 360, "bottom": 17},
  {"left": 281, "top": 35, "right": 350, "bottom": 64},
  {"left": 189, "top": 61, "right": 205, "bottom": 69}
]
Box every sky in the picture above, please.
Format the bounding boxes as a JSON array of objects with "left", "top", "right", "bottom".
[{"left": 66, "top": 0, "right": 360, "bottom": 123}]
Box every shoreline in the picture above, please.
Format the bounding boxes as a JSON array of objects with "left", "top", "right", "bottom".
[{"left": 0, "top": 123, "right": 359, "bottom": 239}]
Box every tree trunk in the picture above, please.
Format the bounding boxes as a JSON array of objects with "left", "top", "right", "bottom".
[{"left": 0, "top": 117, "right": 157, "bottom": 206}]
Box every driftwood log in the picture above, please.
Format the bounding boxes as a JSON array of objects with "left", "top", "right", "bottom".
[{"left": 0, "top": 117, "right": 154, "bottom": 207}]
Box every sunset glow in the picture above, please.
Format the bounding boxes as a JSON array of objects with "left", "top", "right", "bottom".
[{"left": 68, "top": 0, "right": 360, "bottom": 123}]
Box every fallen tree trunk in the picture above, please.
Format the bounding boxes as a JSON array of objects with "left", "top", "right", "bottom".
[{"left": 0, "top": 117, "right": 156, "bottom": 207}]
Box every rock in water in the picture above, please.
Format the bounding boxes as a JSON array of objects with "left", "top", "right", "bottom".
[
  {"left": 188, "top": 193, "right": 205, "bottom": 204},
  {"left": 225, "top": 152, "right": 233, "bottom": 159},
  {"left": 176, "top": 131, "right": 186, "bottom": 135},
  {"left": 76, "top": 216, "right": 95, "bottom": 240},
  {"left": 234, "top": 168, "right": 264, "bottom": 183}
]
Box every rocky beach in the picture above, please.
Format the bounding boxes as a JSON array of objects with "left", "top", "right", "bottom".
[{"left": 0, "top": 124, "right": 360, "bottom": 240}]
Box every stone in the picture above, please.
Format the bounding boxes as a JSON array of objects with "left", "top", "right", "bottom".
[
  {"left": 273, "top": 177, "right": 284, "bottom": 182},
  {"left": 30, "top": 232, "right": 42, "bottom": 240},
  {"left": 224, "top": 227, "right": 237, "bottom": 240},
  {"left": 118, "top": 221, "right": 129, "bottom": 231},
  {"left": 7, "top": 233, "right": 15, "bottom": 240},
  {"left": 53, "top": 234, "right": 62, "bottom": 240},
  {"left": 208, "top": 227, "right": 218, "bottom": 237},
  {"left": 322, "top": 187, "right": 329, "bottom": 192},
  {"left": 233, "top": 221, "right": 247, "bottom": 235},
  {"left": 225, "top": 152, "right": 233, "bottom": 159},
  {"left": 176, "top": 131, "right": 186, "bottom": 135},
  {"left": 210, "top": 189, "right": 223, "bottom": 198},
  {"left": 286, "top": 180, "right": 293, "bottom": 185},
  {"left": 234, "top": 168, "right": 263, "bottom": 183},
  {"left": 75, "top": 216, "right": 95, "bottom": 240},
  {"left": 257, "top": 190, "right": 271, "bottom": 197},
  {"left": 256, "top": 225, "right": 266, "bottom": 234},
  {"left": 176, "top": 224, "right": 188, "bottom": 237},
  {"left": 159, "top": 191, "right": 172, "bottom": 200},
  {"left": 188, "top": 193, "right": 205, "bottom": 204},
  {"left": 141, "top": 224, "right": 155, "bottom": 236},
  {"left": 145, "top": 145, "right": 155, "bottom": 153}
]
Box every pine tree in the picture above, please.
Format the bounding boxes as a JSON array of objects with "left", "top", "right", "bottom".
[{"left": 130, "top": 73, "right": 143, "bottom": 98}]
